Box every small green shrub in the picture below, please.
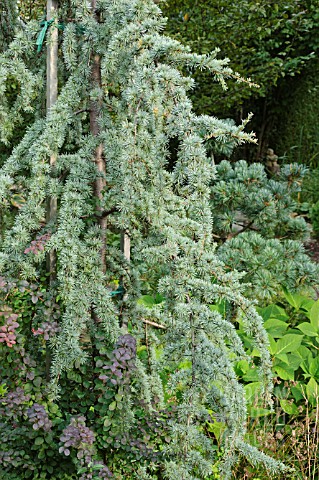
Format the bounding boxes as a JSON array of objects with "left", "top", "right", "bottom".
[{"left": 212, "top": 160, "right": 318, "bottom": 301}]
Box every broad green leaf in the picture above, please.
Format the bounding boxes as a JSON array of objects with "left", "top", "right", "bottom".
[
  {"left": 34, "top": 437, "right": 44, "bottom": 446},
  {"left": 248, "top": 407, "right": 271, "bottom": 418},
  {"left": 264, "top": 318, "right": 288, "bottom": 338},
  {"left": 92, "top": 464, "right": 105, "bottom": 471},
  {"left": 250, "top": 348, "right": 262, "bottom": 358},
  {"left": 154, "top": 293, "right": 165, "bottom": 304},
  {"left": 209, "top": 304, "right": 219, "bottom": 312},
  {"left": 239, "top": 332, "right": 254, "bottom": 351},
  {"left": 299, "top": 297, "right": 315, "bottom": 312},
  {"left": 67, "top": 371, "right": 82, "bottom": 383},
  {"left": 306, "top": 378, "right": 319, "bottom": 405},
  {"left": 291, "top": 384, "right": 304, "bottom": 402},
  {"left": 260, "top": 304, "right": 289, "bottom": 322},
  {"left": 286, "top": 327, "right": 302, "bottom": 334},
  {"left": 33, "top": 377, "right": 42, "bottom": 387},
  {"left": 235, "top": 359, "right": 249, "bottom": 375},
  {"left": 243, "top": 367, "right": 260, "bottom": 382},
  {"left": 206, "top": 419, "right": 226, "bottom": 440},
  {"left": 209, "top": 299, "right": 227, "bottom": 316},
  {"left": 309, "top": 300, "right": 319, "bottom": 330},
  {"left": 108, "top": 401, "right": 117, "bottom": 411},
  {"left": 0, "top": 383, "right": 7, "bottom": 396},
  {"left": 297, "top": 322, "right": 318, "bottom": 337},
  {"left": 137, "top": 347, "right": 148, "bottom": 361},
  {"left": 286, "top": 353, "right": 302, "bottom": 371},
  {"left": 300, "top": 351, "right": 314, "bottom": 375},
  {"left": 296, "top": 345, "right": 311, "bottom": 360},
  {"left": 103, "top": 417, "right": 112, "bottom": 428},
  {"left": 308, "top": 356, "right": 319, "bottom": 378},
  {"left": 268, "top": 334, "right": 277, "bottom": 355},
  {"left": 137, "top": 294, "right": 164, "bottom": 307},
  {"left": 282, "top": 289, "right": 307, "bottom": 311},
  {"left": 280, "top": 399, "right": 299, "bottom": 415},
  {"left": 275, "top": 353, "right": 288, "bottom": 364},
  {"left": 244, "top": 382, "right": 262, "bottom": 403},
  {"left": 137, "top": 295, "right": 156, "bottom": 307},
  {"left": 273, "top": 364, "right": 295, "bottom": 381},
  {"left": 274, "top": 334, "right": 303, "bottom": 355}
]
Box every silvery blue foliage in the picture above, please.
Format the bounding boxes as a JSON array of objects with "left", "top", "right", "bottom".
[{"left": 0, "top": 0, "right": 288, "bottom": 477}]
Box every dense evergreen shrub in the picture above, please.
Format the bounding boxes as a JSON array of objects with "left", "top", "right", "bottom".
[{"left": 212, "top": 160, "right": 318, "bottom": 300}]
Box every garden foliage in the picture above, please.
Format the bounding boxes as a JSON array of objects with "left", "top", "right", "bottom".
[
  {"left": 272, "top": 64, "right": 319, "bottom": 168},
  {"left": 0, "top": 1, "right": 314, "bottom": 479},
  {"left": 162, "top": 0, "right": 319, "bottom": 161},
  {"left": 162, "top": 0, "right": 319, "bottom": 116},
  {"left": 232, "top": 290, "right": 319, "bottom": 478},
  {"left": 212, "top": 160, "right": 318, "bottom": 300}
]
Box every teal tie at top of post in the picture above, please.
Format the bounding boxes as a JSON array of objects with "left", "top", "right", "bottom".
[
  {"left": 36, "top": 19, "right": 54, "bottom": 52},
  {"left": 36, "top": 19, "right": 84, "bottom": 52}
]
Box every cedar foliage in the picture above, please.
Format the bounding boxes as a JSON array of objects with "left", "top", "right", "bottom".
[
  {"left": 0, "top": 1, "right": 289, "bottom": 478},
  {"left": 0, "top": 0, "right": 18, "bottom": 50}
]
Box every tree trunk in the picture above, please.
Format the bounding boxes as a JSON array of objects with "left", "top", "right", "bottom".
[{"left": 90, "top": 0, "right": 107, "bottom": 272}]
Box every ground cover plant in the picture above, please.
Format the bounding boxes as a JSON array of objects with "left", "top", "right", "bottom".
[{"left": 231, "top": 290, "right": 319, "bottom": 479}]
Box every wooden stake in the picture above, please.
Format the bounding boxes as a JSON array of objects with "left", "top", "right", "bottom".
[
  {"left": 121, "top": 231, "right": 131, "bottom": 262},
  {"left": 46, "top": 0, "right": 58, "bottom": 111},
  {"left": 142, "top": 318, "right": 166, "bottom": 329},
  {"left": 46, "top": 0, "right": 58, "bottom": 283},
  {"left": 120, "top": 231, "right": 130, "bottom": 331}
]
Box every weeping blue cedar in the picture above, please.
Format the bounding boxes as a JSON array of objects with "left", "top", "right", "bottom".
[{"left": 0, "top": 0, "right": 288, "bottom": 477}]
